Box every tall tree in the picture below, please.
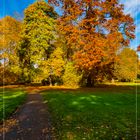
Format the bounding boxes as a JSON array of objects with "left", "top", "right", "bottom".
[
  {"left": 19, "top": 1, "right": 57, "bottom": 83},
  {"left": 0, "top": 16, "right": 22, "bottom": 83},
  {"left": 0, "top": 16, "right": 21, "bottom": 65},
  {"left": 49, "top": 0, "right": 135, "bottom": 86}
]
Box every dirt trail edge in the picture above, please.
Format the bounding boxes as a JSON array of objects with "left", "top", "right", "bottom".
[{"left": 0, "top": 90, "right": 53, "bottom": 140}]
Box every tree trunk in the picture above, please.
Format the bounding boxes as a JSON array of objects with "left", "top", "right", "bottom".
[
  {"left": 49, "top": 76, "right": 52, "bottom": 86},
  {"left": 86, "top": 74, "right": 95, "bottom": 87}
]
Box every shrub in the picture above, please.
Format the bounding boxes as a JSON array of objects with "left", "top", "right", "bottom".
[{"left": 62, "top": 62, "right": 81, "bottom": 88}]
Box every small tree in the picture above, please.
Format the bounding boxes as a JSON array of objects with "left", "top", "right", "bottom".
[
  {"left": 114, "top": 48, "right": 138, "bottom": 82},
  {"left": 62, "top": 62, "right": 81, "bottom": 88}
]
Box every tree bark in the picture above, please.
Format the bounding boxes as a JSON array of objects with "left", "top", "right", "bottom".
[
  {"left": 49, "top": 76, "right": 52, "bottom": 86},
  {"left": 86, "top": 73, "right": 95, "bottom": 87}
]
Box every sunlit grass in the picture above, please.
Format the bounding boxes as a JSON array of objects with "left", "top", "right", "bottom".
[
  {"left": 42, "top": 86, "right": 140, "bottom": 140},
  {"left": 104, "top": 82, "right": 140, "bottom": 86},
  {"left": 0, "top": 88, "right": 27, "bottom": 122}
]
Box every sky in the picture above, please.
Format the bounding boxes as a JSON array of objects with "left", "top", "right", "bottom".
[{"left": 0, "top": 0, "right": 140, "bottom": 50}]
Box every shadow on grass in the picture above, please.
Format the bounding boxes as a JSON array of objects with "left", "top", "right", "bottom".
[
  {"left": 0, "top": 92, "right": 53, "bottom": 140},
  {"left": 42, "top": 87, "right": 139, "bottom": 140},
  {"left": 0, "top": 88, "right": 27, "bottom": 123},
  {"left": 39, "top": 83, "right": 140, "bottom": 95}
]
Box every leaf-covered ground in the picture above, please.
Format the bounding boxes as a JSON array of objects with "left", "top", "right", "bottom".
[
  {"left": 42, "top": 85, "right": 140, "bottom": 140},
  {"left": 0, "top": 89, "right": 53, "bottom": 140},
  {"left": 0, "top": 87, "right": 27, "bottom": 122}
]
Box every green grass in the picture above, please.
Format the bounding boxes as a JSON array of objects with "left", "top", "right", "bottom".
[
  {"left": 0, "top": 88, "right": 27, "bottom": 122},
  {"left": 104, "top": 82, "right": 140, "bottom": 86},
  {"left": 42, "top": 86, "right": 140, "bottom": 140}
]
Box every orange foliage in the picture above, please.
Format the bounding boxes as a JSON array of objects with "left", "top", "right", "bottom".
[{"left": 49, "top": 0, "right": 135, "bottom": 85}]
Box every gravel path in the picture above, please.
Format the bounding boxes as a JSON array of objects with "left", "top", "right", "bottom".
[{"left": 0, "top": 91, "right": 53, "bottom": 140}]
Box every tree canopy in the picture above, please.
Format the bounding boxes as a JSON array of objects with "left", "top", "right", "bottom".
[
  {"left": 0, "top": 0, "right": 138, "bottom": 86},
  {"left": 18, "top": 1, "right": 57, "bottom": 83},
  {"left": 0, "top": 16, "right": 22, "bottom": 84},
  {"left": 49, "top": 0, "right": 135, "bottom": 86},
  {"left": 114, "top": 48, "right": 138, "bottom": 82}
]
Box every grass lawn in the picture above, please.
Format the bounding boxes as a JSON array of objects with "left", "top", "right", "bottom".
[
  {"left": 0, "top": 87, "right": 27, "bottom": 122},
  {"left": 42, "top": 85, "right": 140, "bottom": 140}
]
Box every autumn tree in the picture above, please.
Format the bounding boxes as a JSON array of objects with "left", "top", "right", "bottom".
[
  {"left": 38, "top": 43, "right": 65, "bottom": 85},
  {"left": 114, "top": 48, "right": 138, "bottom": 82},
  {"left": 62, "top": 62, "right": 81, "bottom": 87},
  {"left": 0, "top": 16, "right": 21, "bottom": 83},
  {"left": 49, "top": 46, "right": 65, "bottom": 83},
  {"left": 19, "top": 1, "right": 57, "bottom": 83},
  {"left": 49, "top": 0, "right": 135, "bottom": 86}
]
